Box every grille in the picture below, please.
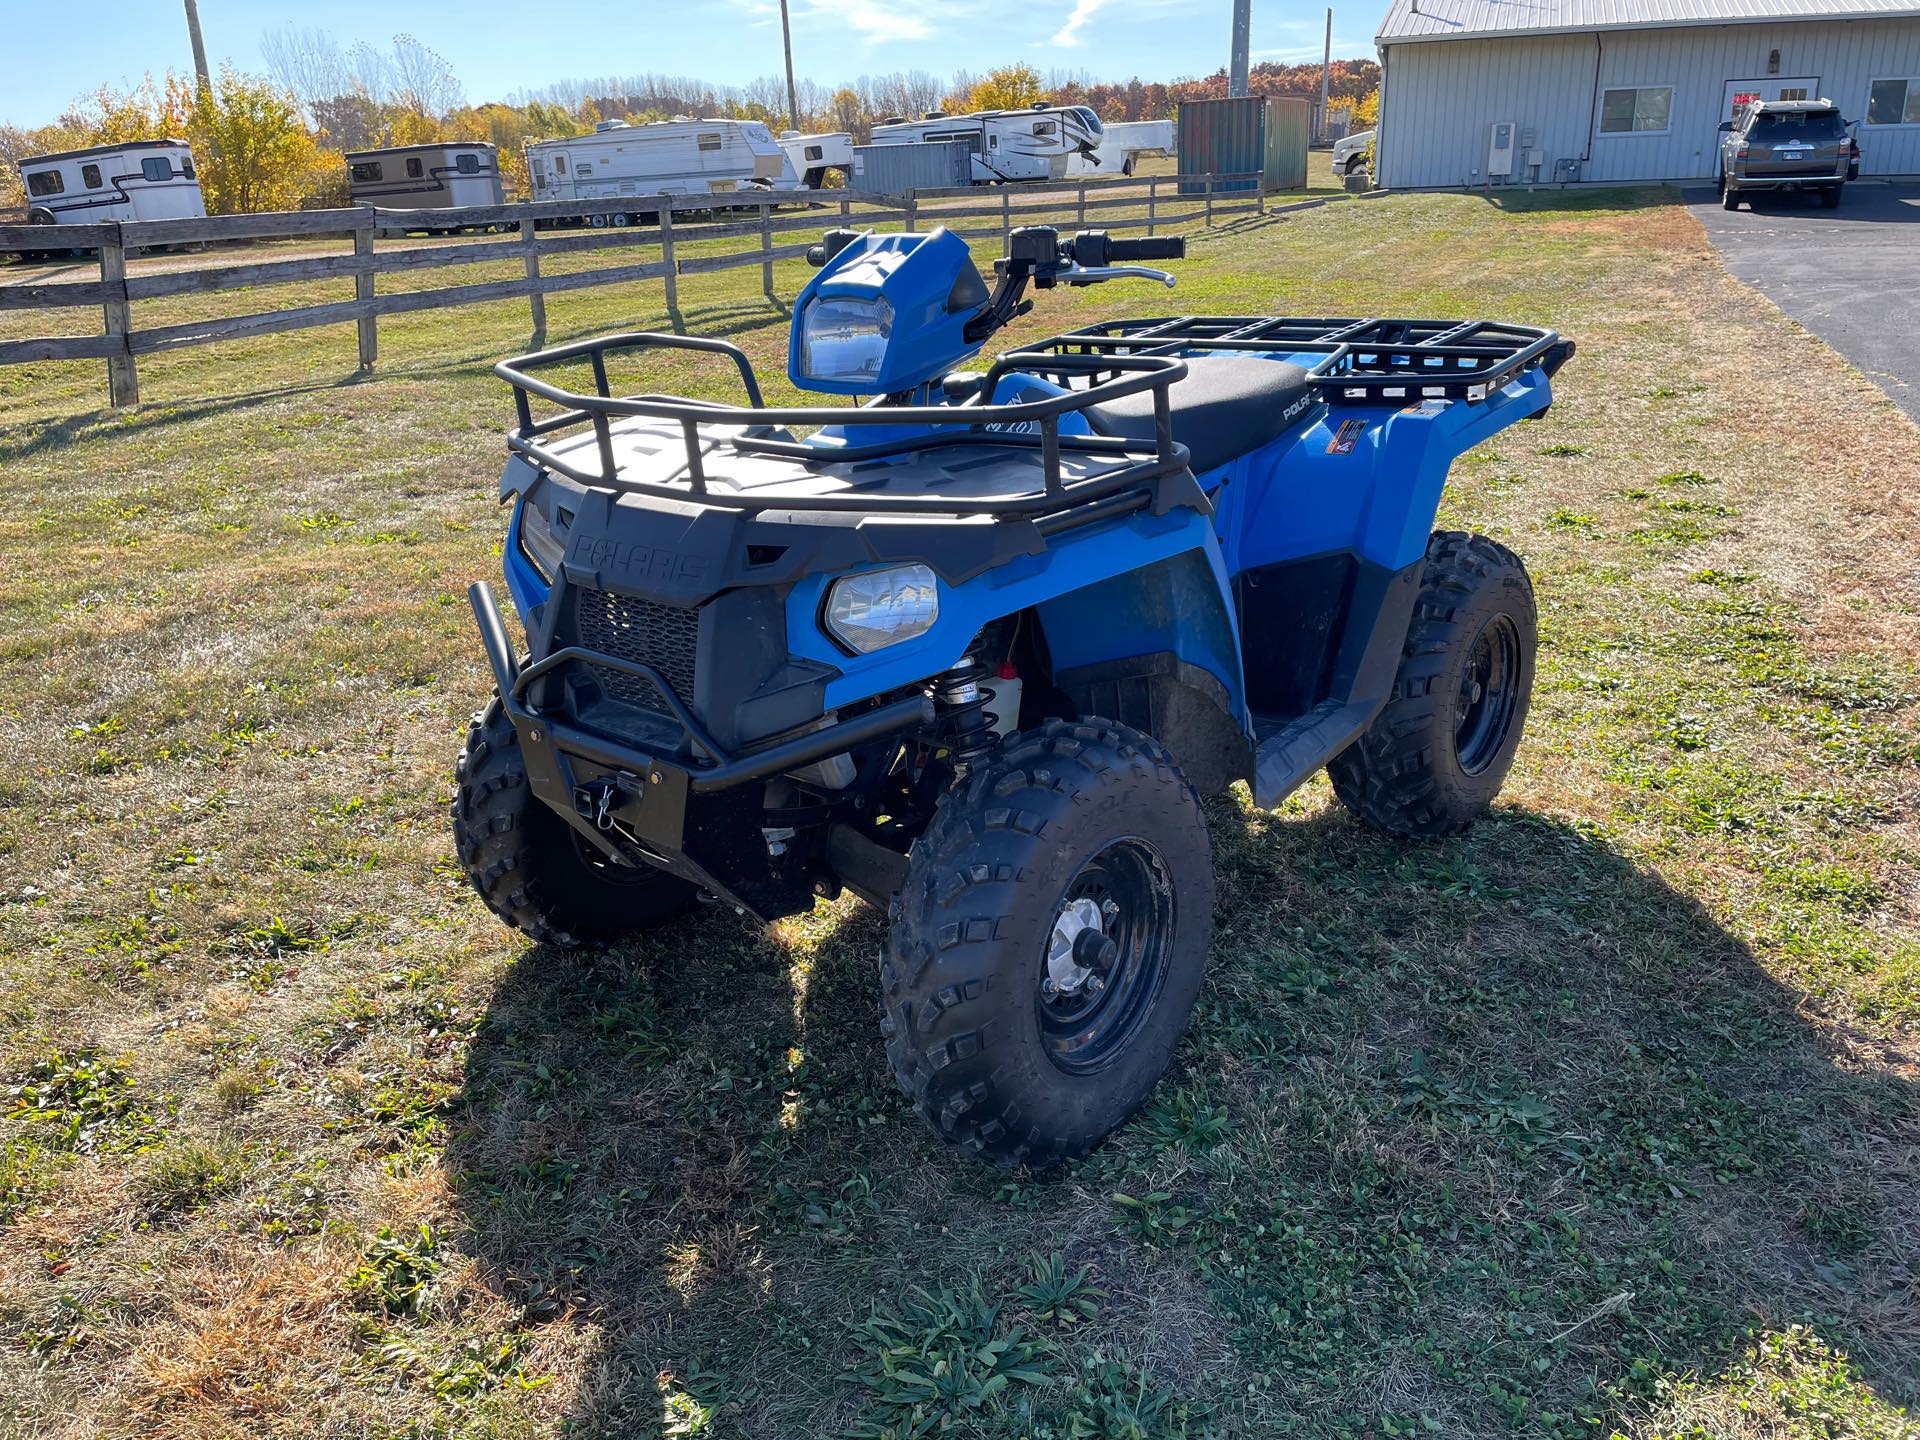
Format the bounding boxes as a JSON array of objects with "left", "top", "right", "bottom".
[{"left": 570, "top": 589, "right": 700, "bottom": 717}]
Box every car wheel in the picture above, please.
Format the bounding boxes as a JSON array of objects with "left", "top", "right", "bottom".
[
  {"left": 1820, "top": 187, "right": 1842, "bottom": 209},
  {"left": 1721, "top": 180, "right": 1740, "bottom": 211}
]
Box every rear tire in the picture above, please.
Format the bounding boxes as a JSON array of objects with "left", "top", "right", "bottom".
[
  {"left": 452, "top": 699, "right": 699, "bottom": 945},
  {"left": 1820, "top": 186, "right": 1842, "bottom": 209},
  {"left": 1721, "top": 179, "right": 1741, "bottom": 210},
  {"left": 880, "top": 719, "right": 1214, "bottom": 1168},
  {"left": 1328, "top": 531, "right": 1536, "bottom": 837}
]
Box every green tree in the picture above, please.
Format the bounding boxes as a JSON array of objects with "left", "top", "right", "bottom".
[{"left": 188, "top": 68, "right": 326, "bottom": 214}]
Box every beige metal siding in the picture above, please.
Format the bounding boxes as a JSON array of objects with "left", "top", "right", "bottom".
[{"left": 1378, "top": 15, "right": 1920, "bottom": 186}]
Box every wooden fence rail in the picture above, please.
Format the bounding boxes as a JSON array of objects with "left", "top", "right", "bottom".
[{"left": 0, "top": 172, "right": 1286, "bottom": 410}]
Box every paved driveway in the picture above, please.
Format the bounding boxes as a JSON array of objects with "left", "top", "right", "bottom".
[{"left": 1686, "top": 182, "right": 1920, "bottom": 424}]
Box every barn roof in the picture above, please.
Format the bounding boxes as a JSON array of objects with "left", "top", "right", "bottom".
[{"left": 1377, "top": 0, "right": 1920, "bottom": 43}]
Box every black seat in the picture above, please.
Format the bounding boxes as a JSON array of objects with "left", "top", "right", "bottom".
[{"left": 1082, "top": 355, "right": 1319, "bottom": 475}]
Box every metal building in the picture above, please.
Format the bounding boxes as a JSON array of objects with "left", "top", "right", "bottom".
[{"left": 1374, "top": 0, "right": 1920, "bottom": 188}]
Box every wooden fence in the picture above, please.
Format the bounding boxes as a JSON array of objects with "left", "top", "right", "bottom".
[{"left": 0, "top": 172, "right": 1296, "bottom": 409}]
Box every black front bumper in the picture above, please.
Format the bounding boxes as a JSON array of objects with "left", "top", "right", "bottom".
[{"left": 469, "top": 581, "right": 931, "bottom": 914}]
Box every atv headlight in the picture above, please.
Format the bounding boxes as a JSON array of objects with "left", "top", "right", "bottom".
[
  {"left": 826, "top": 564, "right": 938, "bottom": 653},
  {"left": 799, "top": 296, "right": 893, "bottom": 384},
  {"left": 516, "top": 500, "right": 567, "bottom": 583}
]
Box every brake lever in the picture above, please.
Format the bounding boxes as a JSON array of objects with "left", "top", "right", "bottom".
[{"left": 1061, "top": 265, "right": 1177, "bottom": 288}]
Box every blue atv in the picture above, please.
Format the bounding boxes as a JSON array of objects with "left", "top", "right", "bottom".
[{"left": 454, "top": 223, "right": 1573, "bottom": 1166}]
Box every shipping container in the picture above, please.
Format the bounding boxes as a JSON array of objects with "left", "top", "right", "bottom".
[
  {"left": 1177, "top": 96, "right": 1310, "bottom": 194},
  {"left": 849, "top": 139, "right": 975, "bottom": 195}
]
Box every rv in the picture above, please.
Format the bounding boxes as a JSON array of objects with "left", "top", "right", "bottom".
[
  {"left": 16, "top": 139, "right": 206, "bottom": 225},
  {"left": 526, "top": 118, "right": 785, "bottom": 224},
  {"left": 347, "top": 143, "right": 504, "bottom": 223},
  {"left": 867, "top": 104, "right": 1102, "bottom": 184},
  {"left": 774, "top": 131, "right": 853, "bottom": 189},
  {"left": 1066, "top": 118, "right": 1175, "bottom": 178}
]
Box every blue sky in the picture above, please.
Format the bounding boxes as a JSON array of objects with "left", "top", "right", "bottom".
[{"left": 3, "top": 0, "right": 1379, "bottom": 128}]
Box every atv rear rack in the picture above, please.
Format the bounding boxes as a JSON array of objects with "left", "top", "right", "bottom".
[
  {"left": 1039, "top": 316, "right": 1573, "bottom": 405},
  {"left": 494, "top": 332, "right": 1201, "bottom": 518}
]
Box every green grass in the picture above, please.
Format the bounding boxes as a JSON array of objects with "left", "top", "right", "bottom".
[{"left": 0, "top": 188, "right": 1916, "bottom": 1439}]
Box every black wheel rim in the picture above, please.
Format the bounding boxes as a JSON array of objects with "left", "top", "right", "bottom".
[
  {"left": 1036, "top": 839, "right": 1176, "bottom": 1075},
  {"left": 567, "top": 826, "right": 668, "bottom": 888},
  {"left": 1454, "top": 613, "right": 1523, "bottom": 776}
]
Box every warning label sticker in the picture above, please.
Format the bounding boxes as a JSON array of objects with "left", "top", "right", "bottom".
[{"left": 1326, "top": 418, "right": 1368, "bottom": 456}]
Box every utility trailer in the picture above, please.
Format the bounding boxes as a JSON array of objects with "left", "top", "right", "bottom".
[
  {"left": 1066, "top": 119, "right": 1174, "bottom": 178},
  {"left": 348, "top": 142, "right": 504, "bottom": 228},
  {"left": 775, "top": 131, "right": 854, "bottom": 189},
  {"left": 16, "top": 139, "right": 205, "bottom": 226},
  {"left": 869, "top": 104, "right": 1104, "bottom": 183},
  {"left": 526, "top": 118, "right": 786, "bottom": 226}
]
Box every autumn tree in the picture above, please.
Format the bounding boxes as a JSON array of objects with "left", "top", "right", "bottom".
[
  {"left": 188, "top": 69, "right": 328, "bottom": 213},
  {"left": 967, "top": 64, "right": 1044, "bottom": 112}
]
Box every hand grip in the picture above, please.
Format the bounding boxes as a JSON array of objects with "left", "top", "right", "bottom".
[{"left": 1106, "top": 236, "right": 1186, "bottom": 262}]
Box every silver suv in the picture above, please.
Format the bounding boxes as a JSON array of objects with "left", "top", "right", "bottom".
[{"left": 1718, "top": 99, "right": 1854, "bottom": 210}]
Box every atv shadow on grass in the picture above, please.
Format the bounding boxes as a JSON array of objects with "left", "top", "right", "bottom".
[{"left": 445, "top": 800, "right": 1917, "bottom": 1438}]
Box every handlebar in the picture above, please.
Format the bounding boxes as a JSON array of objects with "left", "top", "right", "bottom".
[{"left": 1069, "top": 233, "right": 1186, "bottom": 266}]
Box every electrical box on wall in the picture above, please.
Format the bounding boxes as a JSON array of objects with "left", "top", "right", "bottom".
[{"left": 1488, "top": 121, "right": 1517, "bottom": 177}]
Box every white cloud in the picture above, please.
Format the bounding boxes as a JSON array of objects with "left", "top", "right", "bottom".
[
  {"left": 834, "top": 0, "right": 934, "bottom": 41},
  {"left": 1049, "top": 0, "right": 1114, "bottom": 47}
]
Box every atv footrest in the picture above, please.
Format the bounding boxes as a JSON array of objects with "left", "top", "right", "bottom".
[{"left": 1251, "top": 699, "right": 1380, "bottom": 809}]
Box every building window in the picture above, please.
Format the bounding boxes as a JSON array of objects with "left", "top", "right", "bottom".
[
  {"left": 1867, "top": 77, "right": 1920, "bottom": 125},
  {"left": 351, "top": 161, "right": 384, "bottom": 182},
  {"left": 141, "top": 156, "right": 173, "bottom": 181},
  {"left": 1599, "top": 86, "right": 1674, "bottom": 134},
  {"left": 81, "top": 163, "right": 102, "bottom": 188},
  {"left": 26, "top": 169, "right": 64, "bottom": 196},
  {"left": 182, "top": 156, "right": 196, "bottom": 178},
  {"left": 407, "top": 157, "right": 424, "bottom": 178},
  {"left": 697, "top": 133, "right": 723, "bottom": 151},
  {"left": 455, "top": 152, "right": 481, "bottom": 173},
  {"left": 555, "top": 154, "right": 568, "bottom": 173},
  {"left": 804, "top": 144, "right": 823, "bottom": 161}
]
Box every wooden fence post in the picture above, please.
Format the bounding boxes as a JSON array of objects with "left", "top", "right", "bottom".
[
  {"left": 97, "top": 223, "right": 138, "bottom": 409},
  {"left": 1001, "top": 187, "right": 1011, "bottom": 242},
  {"left": 905, "top": 195, "right": 917, "bottom": 233},
  {"left": 520, "top": 217, "right": 546, "bottom": 346},
  {"left": 1147, "top": 178, "right": 1158, "bottom": 237},
  {"left": 839, "top": 193, "right": 851, "bottom": 221},
  {"left": 659, "top": 206, "right": 678, "bottom": 313},
  {"left": 1205, "top": 176, "right": 1215, "bottom": 229},
  {"left": 1077, "top": 182, "right": 1087, "bottom": 229},
  {"left": 352, "top": 211, "right": 377, "bottom": 372},
  {"left": 760, "top": 201, "right": 775, "bottom": 301}
]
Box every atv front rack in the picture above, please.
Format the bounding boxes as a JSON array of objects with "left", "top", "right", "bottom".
[
  {"left": 494, "top": 332, "right": 1199, "bottom": 519},
  {"left": 1039, "top": 316, "right": 1572, "bottom": 404}
]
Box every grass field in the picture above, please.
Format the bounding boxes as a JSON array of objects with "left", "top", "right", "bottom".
[{"left": 0, "top": 187, "right": 1916, "bottom": 1440}]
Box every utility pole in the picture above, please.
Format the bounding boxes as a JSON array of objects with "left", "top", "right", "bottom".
[
  {"left": 182, "top": 0, "right": 211, "bottom": 91},
  {"left": 1229, "top": 0, "right": 1251, "bottom": 97},
  {"left": 778, "top": 0, "right": 801, "bottom": 133},
  {"left": 1318, "top": 7, "right": 1332, "bottom": 140}
]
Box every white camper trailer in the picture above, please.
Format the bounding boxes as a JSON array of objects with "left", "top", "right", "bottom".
[
  {"left": 16, "top": 140, "right": 206, "bottom": 225},
  {"left": 526, "top": 118, "right": 786, "bottom": 223},
  {"left": 868, "top": 104, "right": 1103, "bottom": 184},
  {"left": 1066, "top": 119, "right": 1175, "bottom": 178},
  {"left": 774, "top": 131, "right": 854, "bottom": 189},
  {"left": 347, "top": 142, "right": 504, "bottom": 220}
]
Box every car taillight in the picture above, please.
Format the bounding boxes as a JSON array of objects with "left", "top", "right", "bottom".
[{"left": 1736, "top": 144, "right": 1751, "bottom": 159}]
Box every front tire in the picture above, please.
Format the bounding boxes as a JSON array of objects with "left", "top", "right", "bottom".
[
  {"left": 1328, "top": 531, "right": 1536, "bottom": 837},
  {"left": 452, "top": 699, "right": 699, "bottom": 945},
  {"left": 881, "top": 720, "right": 1214, "bottom": 1168}
]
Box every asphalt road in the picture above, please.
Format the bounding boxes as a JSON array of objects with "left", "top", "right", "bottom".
[{"left": 1688, "top": 181, "right": 1920, "bottom": 424}]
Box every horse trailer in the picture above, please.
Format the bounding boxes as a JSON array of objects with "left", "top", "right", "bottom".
[
  {"left": 347, "top": 143, "right": 504, "bottom": 221},
  {"left": 1066, "top": 119, "right": 1176, "bottom": 178},
  {"left": 526, "top": 118, "right": 785, "bottom": 224},
  {"left": 775, "top": 131, "right": 854, "bottom": 189},
  {"left": 16, "top": 139, "right": 205, "bottom": 225},
  {"left": 868, "top": 104, "right": 1104, "bottom": 183}
]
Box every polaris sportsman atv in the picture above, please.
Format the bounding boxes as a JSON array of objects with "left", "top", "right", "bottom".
[{"left": 454, "top": 222, "right": 1573, "bottom": 1166}]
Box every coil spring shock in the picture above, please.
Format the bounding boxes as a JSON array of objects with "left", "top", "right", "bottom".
[{"left": 934, "top": 654, "right": 998, "bottom": 771}]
